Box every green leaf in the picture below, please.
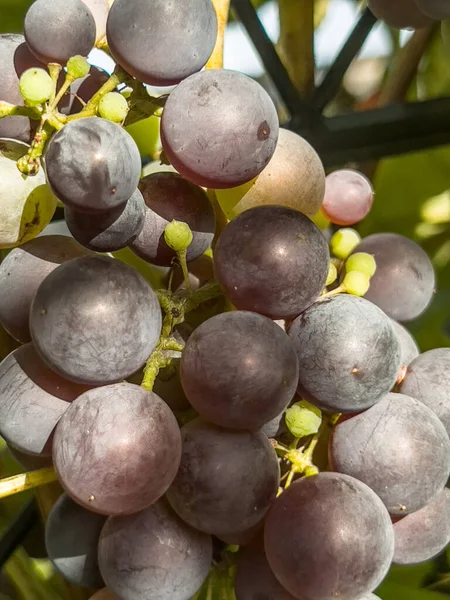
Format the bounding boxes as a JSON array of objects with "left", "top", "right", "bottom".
[
  {"left": 0, "top": 0, "right": 33, "bottom": 34},
  {"left": 376, "top": 581, "right": 449, "bottom": 600},
  {"left": 285, "top": 400, "right": 322, "bottom": 439}
]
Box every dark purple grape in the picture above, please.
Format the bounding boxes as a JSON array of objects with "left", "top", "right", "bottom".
[
  {"left": 24, "top": 0, "right": 96, "bottom": 64},
  {"left": 214, "top": 206, "right": 329, "bottom": 319},
  {"left": 0, "top": 35, "right": 43, "bottom": 142},
  {"left": 166, "top": 419, "right": 279, "bottom": 536},
  {"left": 415, "top": 0, "right": 450, "bottom": 18},
  {"left": 321, "top": 169, "right": 374, "bottom": 226},
  {"left": 53, "top": 383, "right": 181, "bottom": 515},
  {"left": 46, "top": 493, "right": 106, "bottom": 587},
  {"left": 353, "top": 233, "right": 435, "bottom": 322},
  {"left": 65, "top": 189, "right": 146, "bottom": 252},
  {"left": 30, "top": 255, "right": 161, "bottom": 385},
  {"left": 0, "top": 235, "right": 93, "bottom": 343},
  {"left": 180, "top": 311, "right": 298, "bottom": 430},
  {"left": 264, "top": 473, "right": 394, "bottom": 600},
  {"left": 129, "top": 172, "right": 216, "bottom": 266},
  {"left": 161, "top": 69, "right": 279, "bottom": 189},
  {"left": 391, "top": 320, "right": 419, "bottom": 369},
  {"left": 260, "top": 410, "right": 286, "bottom": 438},
  {"left": 216, "top": 521, "right": 263, "bottom": 547},
  {"left": 288, "top": 295, "right": 401, "bottom": 413},
  {"left": 106, "top": 0, "right": 217, "bottom": 86},
  {"left": 98, "top": 499, "right": 212, "bottom": 600},
  {"left": 235, "top": 535, "right": 297, "bottom": 600},
  {"left": 400, "top": 348, "right": 450, "bottom": 435},
  {"left": 0, "top": 344, "right": 89, "bottom": 456},
  {"left": 368, "top": 0, "right": 434, "bottom": 28},
  {"left": 393, "top": 487, "right": 450, "bottom": 565},
  {"left": 7, "top": 445, "right": 53, "bottom": 470},
  {"left": 45, "top": 117, "right": 141, "bottom": 214},
  {"left": 329, "top": 393, "right": 450, "bottom": 515}
]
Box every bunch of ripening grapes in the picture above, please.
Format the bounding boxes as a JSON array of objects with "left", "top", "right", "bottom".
[{"left": 0, "top": 0, "right": 449, "bottom": 599}]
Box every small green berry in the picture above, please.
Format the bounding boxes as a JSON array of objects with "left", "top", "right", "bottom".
[
  {"left": 326, "top": 262, "right": 338, "bottom": 286},
  {"left": 19, "top": 68, "right": 53, "bottom": 106},
  {"left": 312, "top": 209, "right": 330, "bottom": 230},
  {"left": 345, "top": 252, "right": 377, "bottom": 277},
  {"left": 343, "top": 271, "right": 371, "bottom": 297},
  {"left": 98, "top": 92, "right": 129, "bottom": 123},
  {"left": 330, "top": 228, "right": 361, "bottom": 260},
  {"left": 164, "top": 220, "right": 193, "bottom": 252},
  {"left": 285, "top": 400, "right": 322, "bottom": 439},
  {"left": 66, "top": 56, "right": 90, "bottom": 80}
]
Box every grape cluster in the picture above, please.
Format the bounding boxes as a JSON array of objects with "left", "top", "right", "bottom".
[{"left": 0, "top": 1, "right": 449, "bottom": 600}]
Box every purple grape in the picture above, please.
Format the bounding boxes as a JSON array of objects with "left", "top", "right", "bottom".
[
  {"left": 353, "top": 233, "right": 435, "bottom": 322},
  {"left": 0, "top": 35, "right": 43, "bottom": 142},
  {"left": 0, "top": 235, "right": 93, "bottom": 343},
  {"left": 45, "top": 117, "right": 141, "bottom": 214},
  {"left": 46, "top": 493, "right": 106, "bottom": 587},
  {"left": 65, "top": 189, "right": 146, "bottom": 252},
  {"left": 180, "top": 311, "right": 298, "bottom": 430},
  {"left": 53, "top": 383, "right": 181, "bottom": 515},
  {"left": 415, "top": 0, "right": 450, "bottom": 18},
  {"left": 329, "top": 393, "right": 450, "bottom": 515},
  {"left": 264, "top": 473, "right": 394, "bottom": 600},
  {"left": 391, "top": 320, "right": 420, "bottom": 369},
  {"left": 368, "top": 0, "right": 434, "bottom": 28},
  {"left": 98, "top": 500, "right": 212, "bottom": 600},
  {"left": 7, "top": 446, "right": 53, "bottom": 470},
  {"left": 0, "top": 344, "right": 89, "bottom": 456},
  {"left": 393, "top": 488, "right": 450, "bottom": 565},
  {"left": 129, "top": 172, "right": 216, "bottom": 266},
  {"left": 30, "top": 255, "right": 162, "bottom": 385},
  {"left": 166, "top": 419, "right": 279, "bottom": 536},
  {"left": 321, "top": 169, "right": 374, "bottom": 226},
  {"left": 24, "top": 0, "right": 96, "bottom": 64},
  {"left": 106, "top": 0, "right": 217, "bottom": 86},
  {"left": 235, "top": 536, "right": 297, "bottom": 600},
  {"left": 216, "top": 521, "right": 263, "bottom": 547},
  {"left": 288, "top": 295, "right": 401, "bottom": 413},
  {"left": 161, "top": 69, "right": 279, "bottom": 189},
  {"left": 214, "top": 206, "right": 329, "bottom": 319},
  {"left": 400, "top": 348, "right": 450, "bottom": 435}
]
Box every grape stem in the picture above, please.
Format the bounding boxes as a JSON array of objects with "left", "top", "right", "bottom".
[
  {"left": 0, "top": 101, "right": 42, "bottom": 120},
  {"left": 177, "top": 250, "right": 192, "bottom": 295},
  {"left": 16, "top": 121, "right": 55, "bottom": 175},
  {"left": 0, "top": 467, "right": 57, "bottom": 499},
  {"left": 321, "top": 283, "right": 347, "bottom": 298},
  {"left": 141, "top": 282, "right": 223, "bottom": 390}
]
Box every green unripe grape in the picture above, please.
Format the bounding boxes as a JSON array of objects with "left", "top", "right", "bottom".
[
  {"left": 164, "top": 220, "right": 193, "bottom": 252},
  {"left": 19, "top": 68, "right": 53, "bottom": 106},
  {"left": 330, "top": 228, "right": 361, "bottom": 260},
  {"left": 126, "top": 115, "right": 160, "bottom": 159},
  {"left": 66, "top": 55, "right": 91, "bottom": 80},
  {"left": 343, "top": 271, "right": 371, "bottom": 297},
  {"left": 345, "top": 252, "right": 376, "bottom": 277},
  {"left": 98, "top": 92, "right": 129, "bottom": 123},
  {"left": 312, "top": 209, "right": 330, "bottom": 230},
  {"left": 326, "top": 262, "right": 338, "bottom": 286},
  {"left": 285, "top": 400, "right": 322, "bottom": 439}
]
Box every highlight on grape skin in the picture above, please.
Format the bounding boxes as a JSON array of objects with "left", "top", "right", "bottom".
[{"left": 45, "top": 117, "right": 142, "bottom": 214}]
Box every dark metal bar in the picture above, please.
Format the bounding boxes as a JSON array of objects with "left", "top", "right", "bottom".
[
  {"left": 312, "top": 8, "right": 378, "bottom": 113},
  {"left": 290, "top": 97, "right": 450, "bottom": 166},
  {"left": 231, "top": 0, "right": 319, "bottom": 124},
  {"left": 0, "top": 499, "right": 39, "bottom": 567}
]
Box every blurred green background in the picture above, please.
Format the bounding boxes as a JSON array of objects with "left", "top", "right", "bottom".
[{"left": 0, "top": 0, "right": 449, "bottom": 599}]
